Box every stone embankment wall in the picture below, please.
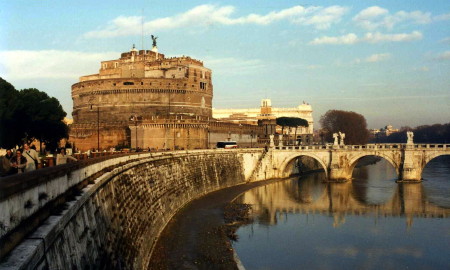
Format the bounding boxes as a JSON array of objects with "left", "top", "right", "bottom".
[{"left": 0, "top": 150, "right": 264, "bottom": 270}]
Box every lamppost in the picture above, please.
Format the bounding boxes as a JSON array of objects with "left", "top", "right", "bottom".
[{"left": 90, "top": 105, "right": 100, "bottom": 151}]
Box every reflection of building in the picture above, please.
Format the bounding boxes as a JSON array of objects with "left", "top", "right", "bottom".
[
  {"left": 69, "top": 45, "right": 261, "bottom": 151},
  {"left": 213, "top": 99, "right": 314, "bottom": 144}
]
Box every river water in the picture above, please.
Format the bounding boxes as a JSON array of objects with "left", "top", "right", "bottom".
[{"left": 233, "top": 156, "right": 450, "bottom": 270}]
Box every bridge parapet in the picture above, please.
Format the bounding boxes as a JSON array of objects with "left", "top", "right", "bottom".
[{"left": 275, "top": 143, "right": 449, "bottom": 151}]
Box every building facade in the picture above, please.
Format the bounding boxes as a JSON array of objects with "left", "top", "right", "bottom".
[
  {"left": 213, "top": 99, "right": 314, "bottom": 144},
  {"left": 69, "top": 45, "right": 261, "bottom": 151}
]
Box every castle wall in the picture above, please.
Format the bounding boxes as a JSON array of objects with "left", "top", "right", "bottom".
[
  {"left": 69, "top": 123, "right": 128, "bottom": 151},
  {"left": 72, "top": 78, "right": 213, "bottom": 122},
  {"left": 70, "top": 49, "right": 215, "bottom": 151}
]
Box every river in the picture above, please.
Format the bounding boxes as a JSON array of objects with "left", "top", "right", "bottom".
[{"left": 233, "top": 156, "right": 450, "bottom": 270}]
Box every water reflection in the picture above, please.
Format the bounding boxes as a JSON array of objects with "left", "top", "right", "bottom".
[
  {"left": 422, "top": 155, "right": 450, "bottom": 208},
  {"left": 237, "top": 173, "right": 449, "bottom": 228},
  {"left": 233, "top": 159, "right": 450, "bottom": 269}
]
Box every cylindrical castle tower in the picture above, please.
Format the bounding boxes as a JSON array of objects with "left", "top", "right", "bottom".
[{"left": 69, "top": 46, "right": 213, "bottom": 151}]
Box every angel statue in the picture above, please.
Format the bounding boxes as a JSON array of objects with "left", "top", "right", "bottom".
[
  {"left": 338, "top": 132, "right": 345, "bottom": 146},
  {"left": 407, "top": 131, "right": 414, "bottom": 144},
  {"left": 333, "top": 133, "right": 339, "bottom": 145},
  {"left": 151, "top": 35, "right": 158, "bottom": 47}
]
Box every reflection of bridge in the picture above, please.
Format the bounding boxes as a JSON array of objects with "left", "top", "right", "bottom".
[
  {"left": 238, "top": 175, "right": 450, "bottom": 227},
  {"left": 254, "top": 144, "right": 450, "bottom": 181}
]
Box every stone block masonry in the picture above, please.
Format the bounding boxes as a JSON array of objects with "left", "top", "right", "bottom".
[{"left": 0, "top": 150, "right": 264, "bottom": 270}]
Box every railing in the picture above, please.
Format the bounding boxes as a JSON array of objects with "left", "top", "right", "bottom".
[{"left": 274, "top": 143, "right": 450, "bottom": 151}]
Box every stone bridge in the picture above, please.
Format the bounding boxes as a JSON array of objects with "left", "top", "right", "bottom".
[{"left": 256, "top": 143, "right": 450, "bottom": 181}]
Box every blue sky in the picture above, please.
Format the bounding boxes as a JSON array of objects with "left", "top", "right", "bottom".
[{"left": 1, "top": 0, "right": 449, "bottom": 128}]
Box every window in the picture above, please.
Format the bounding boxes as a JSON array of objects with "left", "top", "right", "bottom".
[{"left": 124, "top": 82, "right": 134, "bottom": 85}]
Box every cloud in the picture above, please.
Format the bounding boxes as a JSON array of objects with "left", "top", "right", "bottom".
[
  {"left": 353, "top": 53, "right": 391, "bottom": 64},
  {"left": 83, "top": 4, "right": 348, "bottom": 38},
  {"left": 292, "top": 5, "right": 349, "bottom": 30},
  {"left": 440, "top": 37, "right": 450, "bottom": 44},
  {"left": 433, "top": 12, "right": 450, "bottom": 21},
  {"left": 310, "top": 33, "right": 358, "bottom": 45},
  {"left": 365, "top": 53, "right": 391, "bottom": 62},
  {"left": 310, "top": 31, "right": 422, "bottom": 45},
  {"left": 435, "top": 51, "right": 450, "bottom": 60},
  {"left": 204, "top": 57, "right": 265, "bottom": 75},
  {"left": 0, "top": 50, "right": 118, "bottom": 80},
  {"left": 353, "top": 6, "right": 432, "bottom": 30},
  {"left": 363, "top": 31, "right": 422, "bottom": 43}
]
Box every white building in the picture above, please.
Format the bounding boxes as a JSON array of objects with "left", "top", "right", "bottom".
[{"left": 213, "top": 99, "right": 314, "bottom": 135}]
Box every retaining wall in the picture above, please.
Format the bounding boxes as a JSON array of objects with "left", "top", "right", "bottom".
[{"left": 0, "top": 149, "right": 264, "bottom": 269}]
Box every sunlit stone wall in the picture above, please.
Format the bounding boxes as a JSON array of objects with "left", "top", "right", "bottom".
[{"left": 0, "top": 150, "right": 263, "bottom": 270}]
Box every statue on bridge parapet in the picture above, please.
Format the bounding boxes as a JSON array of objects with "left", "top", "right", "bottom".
[
  {"left": 333, "top": 133, "right": 339, "bottom": 146},
  {"left": 339, "top": 132, "right": 345, "bottom": 146},
  {"left": 407, "top": 131, "right": 414, "bottom": 145},
  {"left": 279, "top": 135, "right": 284, "bottom": 147},
  {"left": 269, "top": 134, "right": 275, "bottom": 148}
]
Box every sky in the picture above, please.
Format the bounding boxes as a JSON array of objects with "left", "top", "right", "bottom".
[{"left": 1, "top": 0, "right": 449, "bottom": 129}]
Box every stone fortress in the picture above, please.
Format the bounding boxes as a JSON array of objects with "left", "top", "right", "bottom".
[{"left": 69, "top": 40, "right": 313, "bottom": 151}]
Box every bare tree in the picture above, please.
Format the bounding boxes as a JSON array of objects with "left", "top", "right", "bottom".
[{"left": 320, "top": 110, "right": 369, "bottom": 145}]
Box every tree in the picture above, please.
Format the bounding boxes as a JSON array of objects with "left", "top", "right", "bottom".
[
  {"left": 0, "top": 78, "right": 23, "bottom": 148},
  {"left": 320, "top": 110, "right": 369, "bottom": 145},
  {"left": 18, "top": 88, "right": 68, "bottom": 151},
  {"left": 377, "top": 123, "right": 450, "bottom": 143},
  {"left": 276, "top": 117, "right": 309, "bottom": 144},
  {"left": 0, "top": 77, "right": 68, "bottom": 151}
]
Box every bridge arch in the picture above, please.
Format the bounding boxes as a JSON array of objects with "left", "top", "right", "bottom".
[
  {"left": 420, "top": 153, "right": 450, "bottom": 178},
  {"left": 278, "top": 153, "right": 329, "bottom": 179},
  {"left": 348, "top": 153, "right": 400, "bottom": 180},
  {"left": 424, "top": 153, "right": 450, "bottom": 169}
]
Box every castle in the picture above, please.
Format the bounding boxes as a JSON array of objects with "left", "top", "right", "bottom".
[
  {"left": 69, "top": 43, "right": 313, "bottom": 151},
  {"left": 69, "top": 44, "right": 261, "bottom": 151}
]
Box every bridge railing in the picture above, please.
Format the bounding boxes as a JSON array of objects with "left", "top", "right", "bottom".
[{"left": 274, "top": 143, "right": 449, "bottom": 151}]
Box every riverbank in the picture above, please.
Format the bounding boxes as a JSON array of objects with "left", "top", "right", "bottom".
[{"left": 148, "top": 178, "right": 284, "bottom": 270}]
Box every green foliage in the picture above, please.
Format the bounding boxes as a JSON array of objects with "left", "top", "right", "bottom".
[
  {"left": 320, "top": 110, "right": 369, "bottom": 145},
  {"left": 0, "top": 77, "right": 68, "bottom": 150},
  {"left": 276, "top": 117, "right": 309, "bottom": 128},
  {"left": 0, "top": 78, "right": 22, "bottom": 148}
]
